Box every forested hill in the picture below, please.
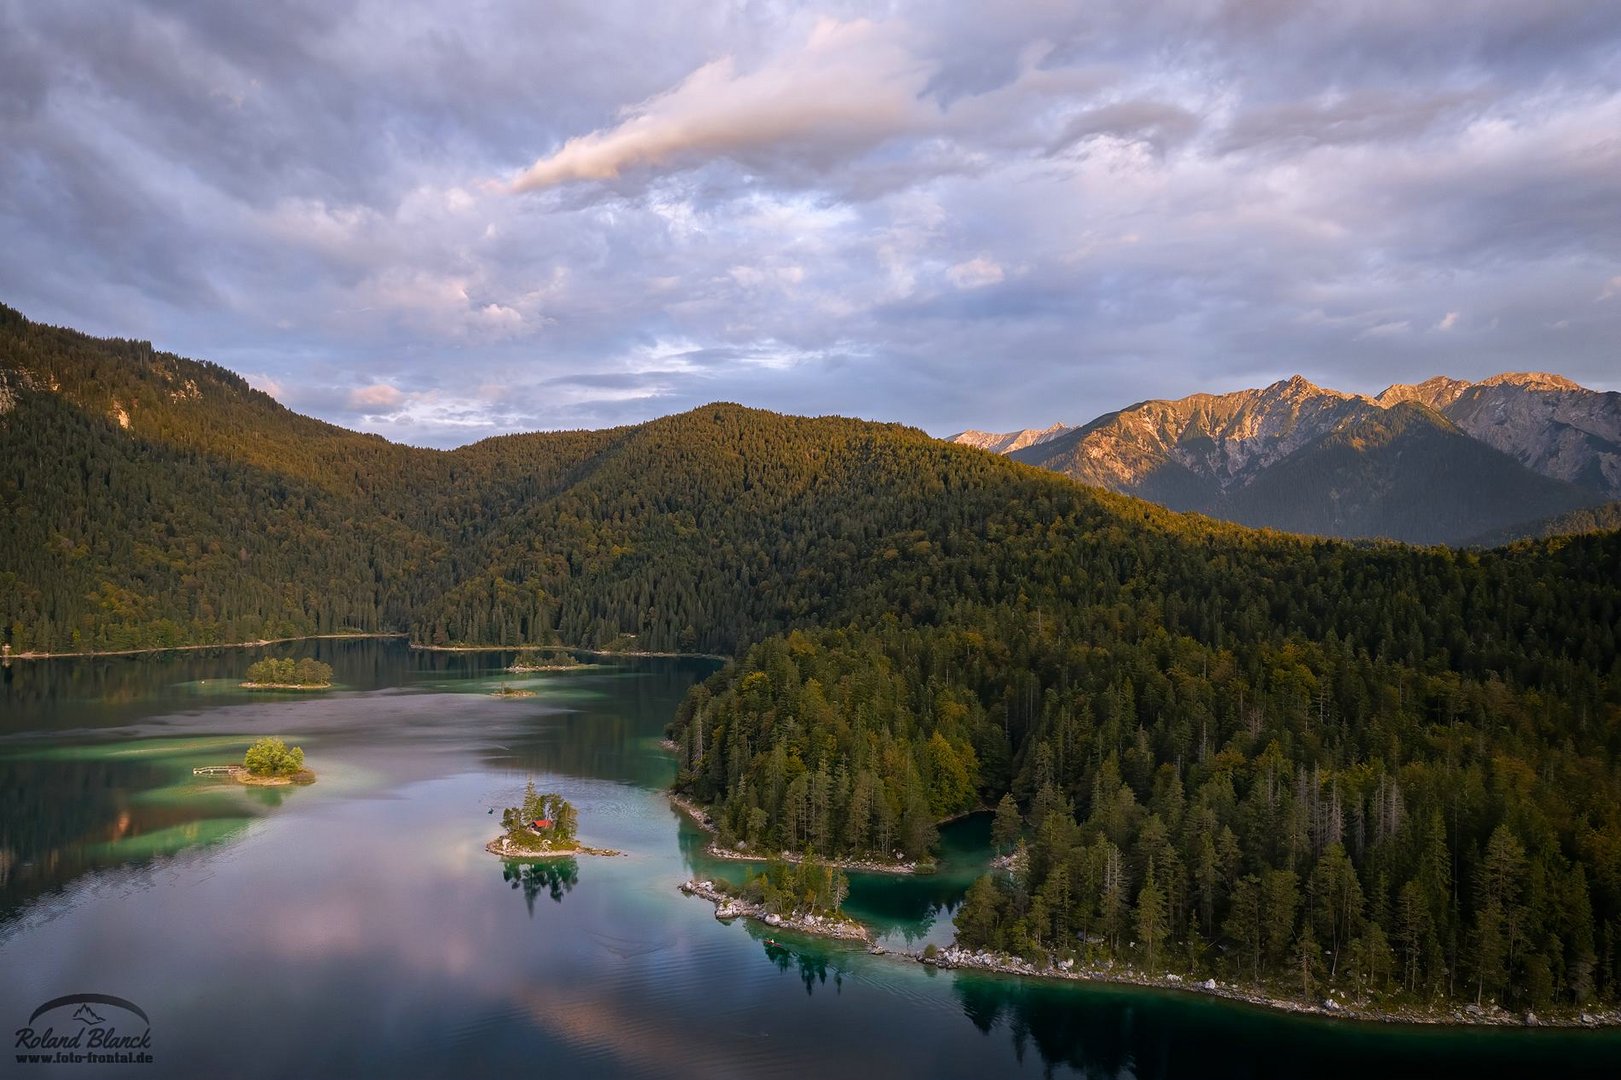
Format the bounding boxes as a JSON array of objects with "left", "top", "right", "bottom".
[
  {"left": 5, "top": 305, "right": 1621, "bottom": 1011},
  {"left": 2, "top": 301, "right": 1613, "bottom": 666},
  {"left": 1, "top": 301, "right": 1617, "bottom": 676}
]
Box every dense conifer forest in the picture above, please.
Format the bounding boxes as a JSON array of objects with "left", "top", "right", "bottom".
[{"left": 4, "top": 304, "right": 1620, "bottom": 1011}]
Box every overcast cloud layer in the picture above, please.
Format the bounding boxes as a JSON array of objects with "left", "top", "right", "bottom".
[{"left": 2, "top": 1, "right": 1619, "bottom": 446}]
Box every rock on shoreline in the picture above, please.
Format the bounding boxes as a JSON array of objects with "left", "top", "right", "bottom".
[
  {"left": 679, "top": 879, "right": 871, "bottom": 943},
  {"left": 240, "top": 681, "right": 332, "bottom": 691},
  {"left": 200, "top": 765, "right": 316, "bottom": 787},
  {"left": 484, "top": 836, "right": 623, "bottom": 859},
  {"left": 919, "top": 947, "right": 1621, "bottom": 1028},
  {"left": 677, "top": 874, "right": 1621, "bottom": 1029}
]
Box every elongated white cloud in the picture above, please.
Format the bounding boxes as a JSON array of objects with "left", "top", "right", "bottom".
[
  {"left": 510, "top": 19, "right": 938, "bottom": 191},
  {"left": 349, "top": 383, "right": 406, "bottom": 408}
]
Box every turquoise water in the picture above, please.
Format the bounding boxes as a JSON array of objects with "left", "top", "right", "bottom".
[{"left": 2, "top": 641, "right": 1617, "bottom": 1077}]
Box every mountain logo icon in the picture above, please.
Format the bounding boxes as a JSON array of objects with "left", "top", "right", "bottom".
[{"left": 17, "top": 993, "right": 153, "bottom": 1062}]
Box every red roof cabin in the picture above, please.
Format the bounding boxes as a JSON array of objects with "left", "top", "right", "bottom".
[{"left": 532, "top": 818, "right": 554, "bottom": 830}]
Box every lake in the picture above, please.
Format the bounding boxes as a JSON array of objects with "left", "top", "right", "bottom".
[{"left": 2, "top": 640, "right": 1617, "bottom": 1077}]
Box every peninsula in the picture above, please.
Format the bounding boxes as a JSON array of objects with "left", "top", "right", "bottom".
[
  {"left": 668, "top": 792, "right": 934, "bottom": 875},
  {"left": 679, "top": 855, "right": 868, "bottom": 944}
]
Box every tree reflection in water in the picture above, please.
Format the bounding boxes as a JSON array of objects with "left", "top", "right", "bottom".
[
  {"left": 755, "top": 930, "right": 845, "bottom": 997},
  {"left": 953, "top": 973, "right": 1176, "bottom": 1077},
  {"left": 502, "top": 857, "right": 578, "bottom": 915},
  {"left": 946, "top": 971, "right": 1610, "bottom": 1080}
]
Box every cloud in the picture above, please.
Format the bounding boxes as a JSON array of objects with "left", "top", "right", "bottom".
[
  {"left": 1048, "top": 100, "right": 1201, "bottom": 156},
  {"left": 509, "top": 19, "right": 939, "bottom": 192},
  {"left": 477, "top": 302, "right": 523, "bottom": 330},
  {"left": 244, "top": 374, "right": 285, "bottom": 400},
  {"left": 349, "top": 383, "right": 406, "bottom": 408},
  {"left": 1218, "top": 89, "right": 1481, "bottom": 154},
  {"left": 4, "top": 0, "right": 1621, "bottom": 443},
  {"left": 729, "top": 264, "right": 805, "bottom": 290},
  {"left": 1359, "top": 319, "right": 1413, "bottom": 338},
  {"left": 947, "top": 257, "right": 1004, "bottom": 289}
]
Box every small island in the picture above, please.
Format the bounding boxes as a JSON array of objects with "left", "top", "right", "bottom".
[
  {"left": 490, "top": 683, "right": 536, "bottom": 698},
  {"left": 195, "top": 736, "right": 316, "bottom": 786},
  {"left": 508, "top": 650, "right": 587, "bottom": 673},
  {"left": 485, "top": 781, "right": 621, "bottom": 858},
  {"left": 242, "top": 656, "right": 333, "bottom": 690}
]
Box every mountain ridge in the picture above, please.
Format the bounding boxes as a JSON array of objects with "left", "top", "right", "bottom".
[
  {"left": 956, "top": 370, "right": 1618, "bottom": 543},
  {"left": 946, "top": 422, "right": 1073, "bottom": 455}
]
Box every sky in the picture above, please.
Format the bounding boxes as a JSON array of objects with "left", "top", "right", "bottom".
[{"left": 2, "top": 1, "right": 1619, "bottom": 447}]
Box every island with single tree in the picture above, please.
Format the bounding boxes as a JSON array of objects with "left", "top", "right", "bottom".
[
  {"left": 205, "top": 736, "right": 316, "bottom": 786},
  {"left": 485, "top": 782, "right": 621, "bottom": 858},
  {"left": 242, "top": 656, "right": 333, "bottom": 690}
]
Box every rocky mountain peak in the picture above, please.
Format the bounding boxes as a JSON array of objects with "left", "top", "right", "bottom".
[
  {"left": 1264, "top": 374, "right": 1331, "bottom": 401},
  {"left": 1440, "top": 372, "right": 1618, "bottom": 497},
  {"left": 1375, "top": 375, "right": 1472, "bottom": 410},
  {"left": 947, "top": 422, "right": 1072, "bottom": 455},
  {"left": 1479, "top": 371, "right": 1584, "bottom": 393},
  {"left": 975, "top": 366, "right": 1619, "bottom": 538}
]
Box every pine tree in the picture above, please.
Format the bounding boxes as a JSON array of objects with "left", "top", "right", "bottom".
[
  {"left": 992, "top": 793, "right": 1023, "bottom": 855},
  {"left": 1136, "top": 862, "right": 1167, "bottom": 972}
]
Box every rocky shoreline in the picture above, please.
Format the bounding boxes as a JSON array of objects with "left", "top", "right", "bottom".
[
  {"left": 679, "top": 872, "right": 1621, "bottom": 1029},
  {"left": 206, "top": 765, "right": 316, "bottom": 787},
  {"left": 666, "top": 781, "right": 1615, "bottom": 1027},
  {"left": 679, "top": 879, "right": 873, "bottom": 944},
  {"left": 918, "top": 946, "right": 1621, "bottom": 1029},
  {"left": 484, "top": 836, "right": 623, "bottom": 859},
  {"left": 989, "top": 849, "right": 1025, "bottom": 874},
  {"left": 240, "top": 681, "right": 332, "bottom": 690},
  {"left": 667, "top": 792, "right": 932, "bottom": 875},
  {"left": 679, "top": 851, "right": 1621, "bottom": 1030}
]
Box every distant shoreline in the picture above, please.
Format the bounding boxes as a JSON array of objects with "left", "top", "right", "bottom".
[
  {"left": 4, "top": 633, "right": 732, "bottom": 663},
  {"left": 5, "top": 632, "right": 405, "bottom": 661},
  {"left": 411, "top": 642, "right": 733, "bottom": 662}
]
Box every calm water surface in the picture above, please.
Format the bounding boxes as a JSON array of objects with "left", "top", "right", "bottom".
[{"left": 2, "top": 641, "right": 1617, "bottom": 1078}]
